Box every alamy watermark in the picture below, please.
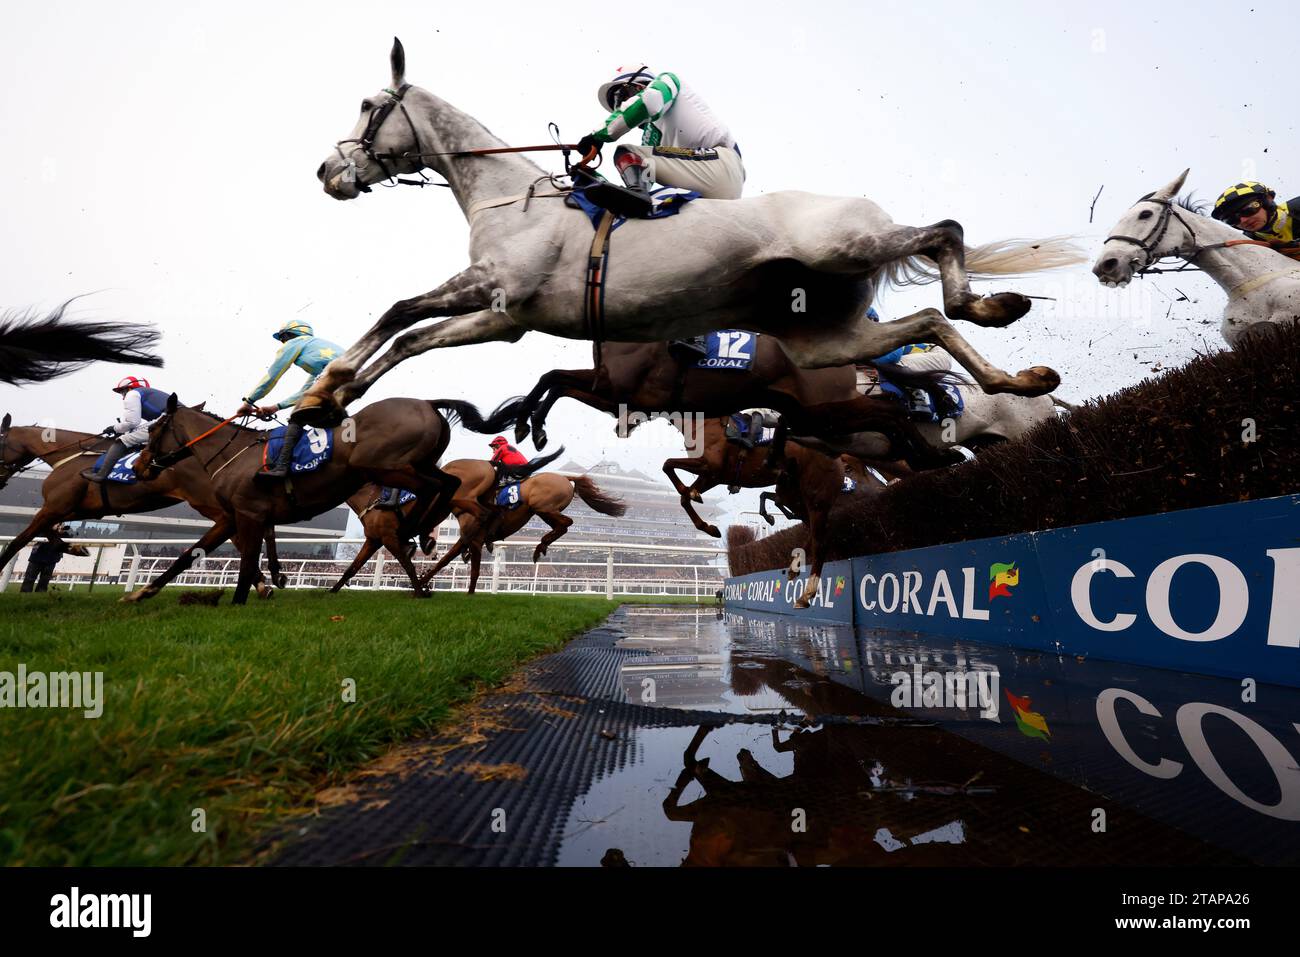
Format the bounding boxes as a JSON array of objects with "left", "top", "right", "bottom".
[
  {"left": 890, "top": 664, "right": 999, "bottom": 720},
  {"left": 615, "top": 404, "right": 705, "bottom": 456},
  {"left": 0, "top": 664, "right": 104, "bottom": 718}
]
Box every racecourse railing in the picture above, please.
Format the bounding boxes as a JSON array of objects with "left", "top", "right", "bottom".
[{"left": 0, "top": 536, "right": 727, "bottom": 599}]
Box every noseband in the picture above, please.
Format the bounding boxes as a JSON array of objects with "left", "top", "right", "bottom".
[
  {"left": 1103, "top": 194, "right": 1207, "bottom": 274},
  {"left": 334, "top": 83, "right": 426, "bottom": 192}
]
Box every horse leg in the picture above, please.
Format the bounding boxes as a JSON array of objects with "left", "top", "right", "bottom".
[
  {"left": 512, "top": 370, "right": 598, "bottom": 446},
  {"left": 0, "top": 509, "right": 61, "bottom": 572},
  {"left": 530, "top": 378, "right": 613, "bottom": 450},
  {"left": 121, "top": 518, "right": 233, "bottom": 602},
  {"left": 783, "top": 307, "right": 1059, "bottom": 398},
  {"left": 384, "top": 527, "right": 429, "bottom": 598},
  {"left": 532, "top": 512, "right": 573, "bottom": 563},
  {"left": 264, "top": 524, "right": 287, "bottom": 590},
  {"left": 417, "top": 534, "right": 471, "bottom": 587},
  {"left": 293, "top": 270, "right": 509, "bottom": 422},
  {"left": 230, "top": 514, "right": 266, "bottom": 606},
  {"left": 794, "top": 498, "right": 832, "bottom": 610},
  {"left": 663, "top": 459, "right": 722, "bottom": 537},
  {"left": 466, "top": 545, "right": 482, "bottom": 595},
  {"left": 330, "top": 538, "right": 377, "bottom": 593}
]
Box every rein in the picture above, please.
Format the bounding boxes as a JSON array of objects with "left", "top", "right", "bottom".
[{"left": 151, "top": 412, "right": 255, "bottom": 473}]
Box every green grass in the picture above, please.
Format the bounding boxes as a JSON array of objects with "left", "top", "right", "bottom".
[{"left": 0, "top": 589, "right": 619, "bottom": 866}]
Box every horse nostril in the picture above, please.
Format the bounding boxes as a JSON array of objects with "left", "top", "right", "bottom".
[
  {"left": 1101, "top": 258, "right": 1118, "bottom": 271},
  {"left": 316, "top": 162, "right": 327, "bottom": 182}
]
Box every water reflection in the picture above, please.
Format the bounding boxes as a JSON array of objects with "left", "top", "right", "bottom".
[{"left": 557, "top": 607, "right": 1297, "bottom": 866}]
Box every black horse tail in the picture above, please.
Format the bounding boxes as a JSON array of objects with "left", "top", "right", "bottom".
[
  {"left": 0, "top": 299, "right": 162, "bottom": 385},
  {"left": 428, "top": 396, "right": 528, "bottom": 434},
  {"left": 518, "top": 447, "right": 565, "bottom": 477}
]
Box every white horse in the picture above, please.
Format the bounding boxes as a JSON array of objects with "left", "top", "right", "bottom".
[
  {"left": 1094, "top": 169, "right": 1300, "bottom": 348},
  {"left": 299, "top": 39, "right": 1084, "bottom": 426}
]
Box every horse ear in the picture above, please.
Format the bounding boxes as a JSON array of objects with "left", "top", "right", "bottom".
[
  {"left": 1, "top": 413, "right": 10, "bottom": 433},
  {"left": 390, "top": 37, "right": 406, "bottom": 88},
  {"left": 1153, "top": 168, "right": 1190, "bottom": 201},
  {"left": 167, "top": 393, "right": 178, "bottom": 413},
  {"left": 193, "top": 401, "right": 207, "bottom": 412}
]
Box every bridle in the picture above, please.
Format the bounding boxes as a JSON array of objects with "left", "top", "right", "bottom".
[
  {"left": 1106, "top": 194, "right": 1278, "bottom": 276},
  {"left": 333, "top": 86, "right": 593, "bottom": 192},
  {"left": 334, "top": 83, "right": 428, "bottom": 192},
  {"left": 145, "top": 411, "right": 253, "bottom": 476}
]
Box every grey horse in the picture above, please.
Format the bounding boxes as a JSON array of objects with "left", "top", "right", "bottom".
[{"left": 300, "top": 38, "right": 1084, "bottom": 426}]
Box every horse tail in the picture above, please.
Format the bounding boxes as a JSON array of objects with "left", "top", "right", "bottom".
[
  {"left": 881, "top": 235, "right": 1085, "bottom": 287},
  {"left": 1050, "top": 395, "right": 1079, "bottom": 412},
  {"left": 0, "top": 299, "right": 162, "bottom": 385},
  {"left": 428, "top": 396, "right": 526, "bottom": 434},
  {"left": 518, "top": 447, "right": 565, "bottom": 477},
  {"left": 569, "top": 476, "right": 627, "bottom": 516}
]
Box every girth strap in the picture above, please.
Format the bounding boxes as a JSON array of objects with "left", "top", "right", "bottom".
[{"left": 584, "top": 210, "right": 616, "bottom": 368}]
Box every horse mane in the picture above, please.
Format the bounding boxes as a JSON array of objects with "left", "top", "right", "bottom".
[
  {"left": 0, "top": 299, "right": 162, "bottom": 385},
  {"left": 1175, "top": 192, "right": 1210, "bottom": 216},
  {"left": 184, "top": 405, "right": 265, "bottom": 433}
]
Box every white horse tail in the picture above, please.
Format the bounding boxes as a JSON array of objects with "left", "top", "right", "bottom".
[{"left": 883, "top": 235, "right": 1086, "bottom": 287}]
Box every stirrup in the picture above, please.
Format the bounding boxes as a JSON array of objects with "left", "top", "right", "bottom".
[
  {"left": 254, "top": 466, "right": 289, "bottom": 482},
  {"left": 583, "top": 180, "right": 654, "bottom": 218}
]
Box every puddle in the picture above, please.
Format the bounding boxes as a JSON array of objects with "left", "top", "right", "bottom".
[{"left": 555, "top": 607, "right": 1300, "bottom": 866}]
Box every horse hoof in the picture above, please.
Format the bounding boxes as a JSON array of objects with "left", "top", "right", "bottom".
[
  {"left": 119, "top": 589, "right": 150, "bottom": 604},
  {"left": 706, "top": 525, "right": 721, "bottom": 538},
  {"left": 533, "top": 428, "right": 548, "bottom": 450},
  {"left": 275, "top": 574, "right": 288, "bottom": 589},
  {"left": 952, "top": 291, "right": 1032, "bottom": 328},
  {"left": 1008, "top": 365, "right": 1060, "bottom": 397},
  {"left": 794, "top": 598, "right": 811, "bottom": 610},
  {"left": 763, "top": 514, "right": 775, "bottom": 526},
  {"left": 412, "top": 590, "right": 432, "bottom": 599},
  {"left": 689, "top": 489, "right": 702, "bottom": 503},
  {"left": 514, "top": 422, "right": 531, "bottom": 444}
]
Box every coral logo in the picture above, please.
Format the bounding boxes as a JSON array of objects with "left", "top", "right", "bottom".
[
  {"left": 1005, "top": 689, "right": 1051, "bottom": 741},
  {"left": 989, "top": 562, "right": 1019, "bottom": 601},
  {"left": 833, "top": 576, "right": 847, "bottom": 597}
]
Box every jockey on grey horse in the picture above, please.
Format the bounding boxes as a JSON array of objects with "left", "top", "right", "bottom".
[
  {"left": 575, "top": 63, "right": 745, "bottom": 216},
  {"left": 576, "top": 63, "right": 746, "bottom": 362},
  {"left": 81, "top": 375, "right": 171, "bottom": 482}
]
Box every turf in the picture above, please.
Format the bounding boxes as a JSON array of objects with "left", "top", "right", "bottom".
[{"left": 0, "top": 589, "right": 618, "bottom": 866}]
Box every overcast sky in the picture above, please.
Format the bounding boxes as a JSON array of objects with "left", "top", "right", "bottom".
[{"left": 2, "top": 1, "right": 1295, "bottom": 530}]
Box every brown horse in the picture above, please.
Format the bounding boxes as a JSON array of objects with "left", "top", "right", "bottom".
[
  {"left": 417, "top": 472, "right": 627, "bottom": 594},
  {"left": 512, "top": 337, "right": 961, "bottom": 469},
  {"left": 663, "top": 416, "right": 864, "bottom": 608},
  {"left": 328, "top": 450, "right": 564, "bottom": 595},
  {"left": 0, "top": 413, "right": 277, "bottom": 598},
  {"left": 132, "top": 396, "right": 519, "bottom": 604}
]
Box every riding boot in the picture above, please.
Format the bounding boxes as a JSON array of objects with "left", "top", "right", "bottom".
[
  {"left": 257, "top": 422, "right": 301, "bottom": 480},
  {"left": 749, "top": 410, "right": 766, "bottom": 444},
  {"left": 584, "top": 148, "right": 654, "bottom": 218},
  {"left": 374, "top": 486, "right": 403, "bottom": 510},
  {"left": 80, "top": 438, "right": 130, "bottom": 483}
]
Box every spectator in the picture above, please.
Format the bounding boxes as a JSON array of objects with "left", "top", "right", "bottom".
[{"left": 21, "top": 526, "right": 89, "bottom": 593}]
